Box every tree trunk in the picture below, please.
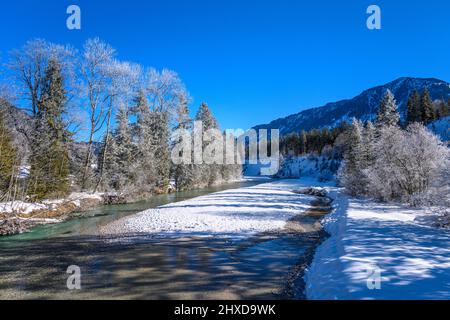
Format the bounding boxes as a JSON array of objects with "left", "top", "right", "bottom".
[{"left": 94, "top": 97, "right": 114, "bottom": 193}]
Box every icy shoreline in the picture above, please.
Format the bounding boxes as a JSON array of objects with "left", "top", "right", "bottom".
[{"left": 100, "top": 180, "right": 317, "bottom": 238}]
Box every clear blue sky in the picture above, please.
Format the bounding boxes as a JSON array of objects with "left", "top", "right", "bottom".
[{"left": 1, "top": 0, "right": 449, "bottom": 130}]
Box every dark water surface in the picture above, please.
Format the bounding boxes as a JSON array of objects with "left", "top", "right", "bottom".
[{"left": 0, "top": 179, "right": 331, "bottom": 300}]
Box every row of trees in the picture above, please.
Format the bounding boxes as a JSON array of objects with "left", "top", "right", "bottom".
[
  {"left": 406, "top": 89, "right": 450, "bottom": 125},
  {"left": 339, "top": 90, "right": 449, "bottom": 205},
  {"left": 280, "top": 88, "right": 449, "bottom": 164},
  {"left": 0, "top": 39, "right": 241, "bottom": 201},
  {"left": 280, "top": 124, "right": 351, "bottom": 157}
]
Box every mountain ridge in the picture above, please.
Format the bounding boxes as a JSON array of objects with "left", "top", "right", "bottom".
[{"left": 253, "top": 77, "right": 450, "bottom": 135}]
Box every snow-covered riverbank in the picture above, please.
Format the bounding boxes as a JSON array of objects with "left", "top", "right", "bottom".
[
  {"left": 100, "top": 180, "right": 317, "bottom": 238},
  {"left": 305, "top": 186, "right": 450, "bottom": 300},
  {"left": 0, "top": 193, "right": 105, "bottom": 236}
]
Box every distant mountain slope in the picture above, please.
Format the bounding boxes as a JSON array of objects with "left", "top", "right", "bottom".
[{"left": 254, "top": 77, "right": 450, "bottom": 135}]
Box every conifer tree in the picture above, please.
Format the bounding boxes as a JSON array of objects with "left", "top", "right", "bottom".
[
  {"left": 28, "top": 59, "right": 70, "bottom": 199},
  {"left": 196, "top": 102, "right": 219, "bottom": 130},
  {"left": 361, "top": 121, "right": 376, "bottom": 168},
  {"left": 195, "top": 103, "right": 220, "bottom": 186},
  {"left": 149, "top": 111, "right": 170, "bottom": 191},
  {"left": 172, "top": 96, "right": 194, "bottom": 191},
  {"left": 132, "top": 90, "right": 172, "bottom": 193},
  {"left": 421, "top": 88, "right": 435, "bottom": 125},
  {"left": 376, "top": 90, "right": 400, "bottom": 127},
  {"left": 338, "top": 118, "right": 367, "bottom": 195},
  {"left": 407, "top": 90, "right": 421, "bottom": 124},
  {"left": 132, "top": 91, "right": 157, "bottom": 193},
  {"left": 102, "top": 105, "right": 136, "bottom": 192}
]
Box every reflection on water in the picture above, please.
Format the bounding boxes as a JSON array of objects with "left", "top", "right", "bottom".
[
  {"left": 0, "top": 179, "right": 331, "bottom": 300},
  {"left": 0, "top": 230, "right": 327, "bottom": 300}
]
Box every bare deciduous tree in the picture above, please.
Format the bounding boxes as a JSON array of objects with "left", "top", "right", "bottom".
[
  {"left": 95, "top": 60, "right": 141, "bottom": 192},
  {"left": 78, "top": 38, "right": 115, "bottom": 190}
]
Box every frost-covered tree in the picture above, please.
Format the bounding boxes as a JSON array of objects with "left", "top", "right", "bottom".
[
  {"left": 221, "top": 130, "right": 243, "bottom": 183},
  {"left": 376, "top": 89, "right": 400, "bottom": 127},
  {"left": 132, "top": 90, "right": 157, "bottom": 194},
  {"left": 8, "top": 39, "right": 74, "bottom": 118},
  {"left": 338, "top": 118, "right": 367, "bottom": 194},
  {"left": 2, "top": 37, "right": 244, "bottom": 201},
  {"left": 79, "top": 38, "right": 115, "bottom": 190},
  {"left": 149, "top": 111, "right": 170, "bottom": 191},
  {"left": 28, "top": 59, "right": 70, "bottom": 200},
  {"left": 195, "top": 103, "right": 222, "bottom": 187},
  {"left": 361, "top": 121, "right": 376, "bottom": 168},
  {"left": 172, "top": 95, "right": 195, "bottom": 191},
  {"left": 340, "top": 117, "right": 449, "bottom": 204},
  {"left": 129, "top": 69, "right": 188, "bottom": 194},
  {"left": 101, "top": 105, "right": 136, "bottom": 193},
  {"left": 145, "top": 69, "right": 188, "bottom": 192},
  {"left": 367, "top": 123, "right": 449, "bottom": 203},
  {"left": 7, "top": 39, "right": 74, "bottom": 185},
  {"left": 95, "top": 60, "right": 140, "bottom": 192},
  {"left": 196, "top": 102, "right": 219, "bottom": 131}
]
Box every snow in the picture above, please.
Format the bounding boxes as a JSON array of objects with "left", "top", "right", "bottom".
[
  {"left": 1, "top": 192, "right": 104, "bottom": 216},
  {"left": 0, "top": 201, "right": 47, "bottom": 215},
  {"left": 101, "top": 180, "right": 316, "bottom": 238},
  {"left": 18, "top": 166, "right": 30, "bottom": 179},
  {"left": 429, "top": 116, "right": 450, "bottom": 143},
  {"left": 68, "top": 192, "right": 104, "bottom": 201},
  {"left": 305, "top": 186, "right": 450, "bottom": 300}
]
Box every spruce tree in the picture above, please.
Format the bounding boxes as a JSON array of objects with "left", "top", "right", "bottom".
[
  {"left": 132, "top": 90, "right": 171, "bottom": 193},
  {"left": 132, "top": 91, "right": 157, "bottom": 193},
  {"left": 195, "top": 103, "right": 220, "bottom": 186},
  {"left": 338, "top": 118, "right": 366, "bottom": 195},
  {"left": 346, "top": 118, "right": 363, "bottom": 170},
  {"left": 421, "top": 88, "right": 435, "bottom": 125},
  {"left": 28, "top": 59, "right": 70, "bottom": 200},
  {"left": 102, "top": 105, "right": 136, "bottom": 192},
  {"left": 406, "top": 90, "right": 421, "bottom": 124},
  {"left": 196, "top": 102, "right": 219, "bottom": 130},
  {"left": 376, "top": 90, "right": 400, "bottom": 127},
  {"left": 149, "top": 111, "right": 170, "bottom": 191},
  {"left": 172, "top": 96, "right": 194, "bottom": 191}
]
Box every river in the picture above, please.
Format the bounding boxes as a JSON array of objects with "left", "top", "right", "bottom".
[{"left": 0, "top": 178, "right": 331, "bottom": 300}]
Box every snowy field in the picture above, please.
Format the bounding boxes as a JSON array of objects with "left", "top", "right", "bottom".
[
  {"left": 0, "top": 201, "right": 47, "bottom": 215},
  {"left": 100, "top": 180, "right": 316, "bottom": 238},
  {"left": 305, "top": 185, "right": 450, "bottom": 300}
]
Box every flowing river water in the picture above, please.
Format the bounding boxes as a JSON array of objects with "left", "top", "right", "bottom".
[{"left": 0, "top": 179, "right": 332, "bottom": 300}]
